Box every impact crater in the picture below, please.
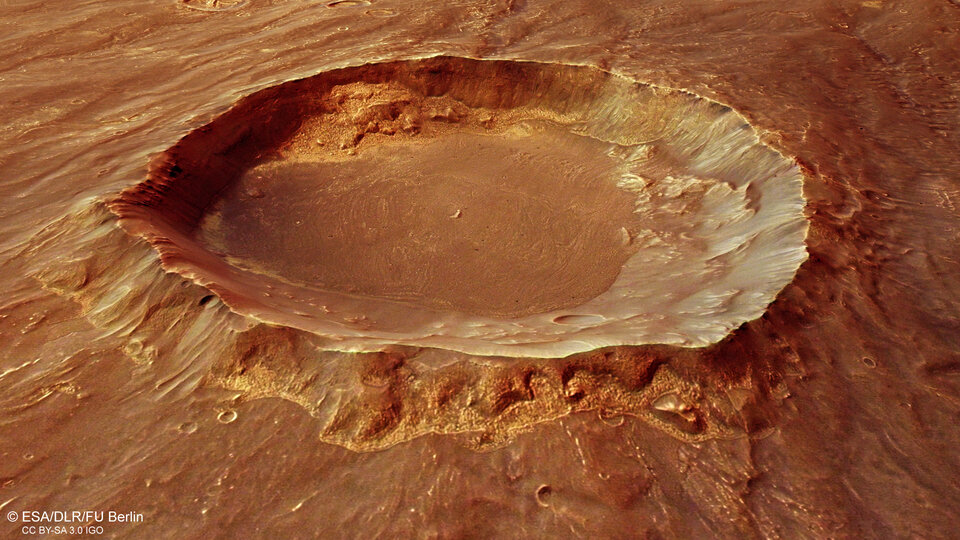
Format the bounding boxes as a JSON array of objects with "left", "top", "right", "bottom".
[{"left": 111, "top": 56, "right": 809, "bottom": 357}]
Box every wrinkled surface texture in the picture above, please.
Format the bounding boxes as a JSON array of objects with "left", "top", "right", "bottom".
[{"left": 1, "top": 0, "right": 959, "bottom": 538}]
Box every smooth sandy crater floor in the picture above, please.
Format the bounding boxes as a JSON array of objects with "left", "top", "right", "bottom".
[{"left": 1, "top": 1, "right": 959, "bottom": 538}]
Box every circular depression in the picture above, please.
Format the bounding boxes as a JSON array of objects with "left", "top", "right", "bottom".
[
  {"left": 202, "top": 128, "right": 641, "bottom": 318},
  {"left": 110, "top": 56, "right": 809, "bottom": 357}
]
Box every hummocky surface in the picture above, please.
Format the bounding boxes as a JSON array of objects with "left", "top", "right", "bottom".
[{"left": 1, "top": 0, "right": 959, "bottom": 538}]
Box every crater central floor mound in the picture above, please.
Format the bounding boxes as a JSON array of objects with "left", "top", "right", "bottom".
[{"left": 110, "top": 56, "right": 809, "bottom": 357}]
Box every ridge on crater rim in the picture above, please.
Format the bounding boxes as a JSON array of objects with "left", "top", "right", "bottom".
[{"left": 110, "top": 56, "right": 809, "bottom": 358}]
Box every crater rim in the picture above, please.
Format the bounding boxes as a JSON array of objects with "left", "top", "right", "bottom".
[{"left": 109, "top": 55, "right": 810, "bottom": 358}]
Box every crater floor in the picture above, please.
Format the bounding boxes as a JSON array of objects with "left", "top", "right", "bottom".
[{"left": 200, "top": 128, "right": 640, "bottom": 318}]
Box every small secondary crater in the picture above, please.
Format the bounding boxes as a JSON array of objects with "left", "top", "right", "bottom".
[{"left": 110, "top": 57, "right": 809, "bottom": 357}]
